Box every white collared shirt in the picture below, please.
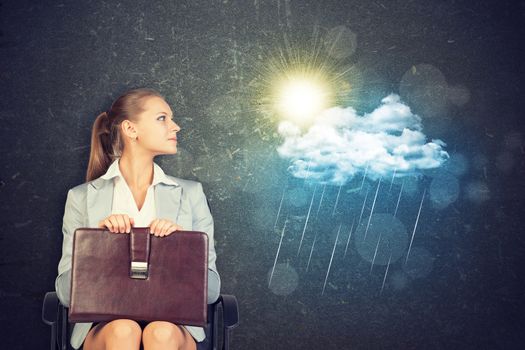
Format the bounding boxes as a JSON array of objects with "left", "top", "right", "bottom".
[{"left": 101, "top": 158, "right": 179, "bottom": 226}]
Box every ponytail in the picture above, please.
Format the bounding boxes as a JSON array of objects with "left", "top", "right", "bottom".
[{"left": 85, "top": 111, "right": 116, "bottom": 182}]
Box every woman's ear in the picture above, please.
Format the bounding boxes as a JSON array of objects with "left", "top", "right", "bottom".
[{"left": 121, "top": 120, "right": 138, "bottom": 140}]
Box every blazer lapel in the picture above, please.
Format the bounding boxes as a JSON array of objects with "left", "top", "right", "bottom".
[
  {"left": 86, "top": 177, "right": 114, "bottom": 228},
  {"left": 86, "top": 177, "right": 183, "bottom": 228},
  {"left": 155, "top": 183, "right": 182, "bottom": 223}
]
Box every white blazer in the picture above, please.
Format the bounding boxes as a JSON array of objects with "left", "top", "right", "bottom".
[{"left": 55, "top": 163, "right": 221, "bottom": 349}]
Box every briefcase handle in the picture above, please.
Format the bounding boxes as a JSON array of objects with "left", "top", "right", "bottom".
[{"left": 129, "top": 227, "right": 151, "bottom": 280}]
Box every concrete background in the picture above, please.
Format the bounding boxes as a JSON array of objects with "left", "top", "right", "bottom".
[{"left": 0, "top": 0, "right": 523, "bottom": 348}]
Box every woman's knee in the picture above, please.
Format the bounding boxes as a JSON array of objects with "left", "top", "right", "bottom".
[
  {"left": 106, "top": 319, "right": 142, "bottom": 341},
  {"left": 84, "top": 319, "right": 142, "bottom": 350},
  {"left": 142, "top": 321, "right": 185, "bottom": 345}
]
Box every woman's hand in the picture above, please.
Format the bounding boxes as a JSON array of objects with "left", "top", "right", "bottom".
[
  {"left": 98, "top": 214, "right": 134, "bottom": 233},
  {"left": 149, "top": 218, "right": 184, "bottom": 237}
]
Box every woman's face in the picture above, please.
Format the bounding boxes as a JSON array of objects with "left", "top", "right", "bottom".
[{"left": 133, "top": 96, "right": 181, "bottom": 156}]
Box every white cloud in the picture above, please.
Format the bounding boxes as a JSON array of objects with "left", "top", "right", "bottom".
[{"left": 277, "top": 93, "right": 449, "bottom": 185}]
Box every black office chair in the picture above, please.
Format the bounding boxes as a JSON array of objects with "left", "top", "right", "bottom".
[{"left": 42, "top": 292, "right": 239, "bottom": 350}]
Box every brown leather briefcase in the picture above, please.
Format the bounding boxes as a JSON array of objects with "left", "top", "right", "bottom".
[{"left": 68, "top": 227, "right": 208, "bottom": 326}]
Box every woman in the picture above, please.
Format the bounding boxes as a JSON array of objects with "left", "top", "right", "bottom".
[{"left": 55, "top": 88, "right": 221, "bottom": 350}]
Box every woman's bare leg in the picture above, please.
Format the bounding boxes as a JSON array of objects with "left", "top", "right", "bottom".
[
  {"left": 142, "top": 321, "right": 197, "bottom": 350},
  {"left": 83, "top": 319, "right": 142, "bottom": 350}
]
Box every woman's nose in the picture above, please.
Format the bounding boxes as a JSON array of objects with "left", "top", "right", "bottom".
[{"left": 171, "top": 121, "right": 181, "bottom": 131}]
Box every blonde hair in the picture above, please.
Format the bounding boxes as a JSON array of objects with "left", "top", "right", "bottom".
[{"left": 85, "top": 87, "right": 164, "bottom": 182}]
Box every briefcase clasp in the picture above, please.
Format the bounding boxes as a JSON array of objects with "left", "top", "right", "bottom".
[{"left": 130, "top": 261, "right": 148, "bottom": 279}]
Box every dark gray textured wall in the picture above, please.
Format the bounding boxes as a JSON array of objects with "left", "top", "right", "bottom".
[{"left": 1, "top": 0, "right": 524, "bottom": 349}]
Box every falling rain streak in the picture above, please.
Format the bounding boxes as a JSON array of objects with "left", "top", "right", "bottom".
[
  {"left": 322, "top": 223, "right": 342, "bottom": 295},
  {"left": 297, "top": 185, "right": 317, "bottom": 256},
  {"left": 370, "top": 234, "right": 382, "bottom": 274},
  {"left": 380, "top": 252, "right": 393, "bottom": 295},
  {"left": 269, "top": 215, "right": 288, "bottom": 287},
  {"left": 332, "top": 184, "right": 342, "bottom": 216},
  {"left": 315, "top": 183, "right": 326, "bottom": 218},
  {"left": 389, "top": 168, "right": 397, "bottom": 192},
  {"left": 306, "top": 231, "right": 317, "bottom": 272},
  {"left": 273, "top": 185, "right": 287, "bottom": 230},
  {"left": 359, "top": 163, "right": 369, "bottom": 191},
  {"left": 406, "top": 188, "right": 426, "bottom": 264},
  {"left": 363, "top": 177, "right": 382, "bottom": 241},
  {"left": 267, "top": 170, "right": 432, "bottom": 297},
  {"left": 343, "top": 217, "right": 355, "bottom": 258},
  {"left": 357, "top": 187, "right": 370, "bottom": 226},
  {"left": 393, "top": 179, "right": 405, "bottom": 218}
]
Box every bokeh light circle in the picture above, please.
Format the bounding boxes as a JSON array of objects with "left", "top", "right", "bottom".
[
  {"left": 324, "top": 25, "right": 357, "bottom": 59},
  {"left": 267, "top": 263, "right": 299, "bottom": 296},
  {"left": 399, "top": 63, "right": 449, "bottom": 119},
  {"left": 442, "top": 152, "right": 469, "bottom": 177},
  {"left": 402, "top": 247, "right": 434, "bottom": 278},
  {"left": 389, "top": 270, "right": 409, "bottom": 291},
  {"left": 429, "top": 173, "right": 460, "bottom": 209},
  {"left": 354, "top": 213, "right": 408, "bottom": 266},
  {"left": 447, "top": 84, "right": 471, "bottom": 106}
]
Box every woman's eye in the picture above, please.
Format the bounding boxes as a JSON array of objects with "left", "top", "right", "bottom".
[{"left": 158, "top": 116, "right": 166, "bottom": 121}]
